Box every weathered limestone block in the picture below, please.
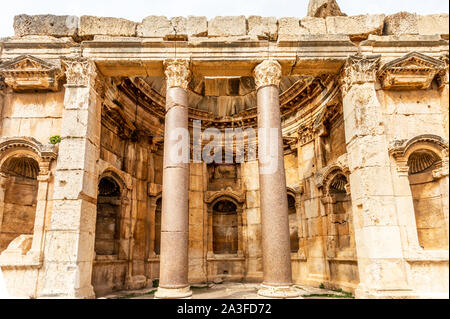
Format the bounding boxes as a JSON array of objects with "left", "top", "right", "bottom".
[
  {"left": 79, "top": 16, "right": 137, "bottom": 38},
  {"left": 326, "top": 14, "right": 385, "bottom": 41},
  {"left": 13, "top": 14, "right": 79, "bottom": 38},
  {"left": 208, "top": 16, "right": 247, "bottom": 37},
  {"left": 307, "top": 0, "right": 345, "bottom": 18},
  {"left": 383, "top": 12, "right": 419, "bottom": 36},
  {"left": 187, "top": 16, "right": 208, "bottom": 37},
  {"left": 278, "top": 17, "right": 300, "bottom": 41},
  {"left": 248, "top": 16, "right": 278, "bottom": 40},
  {"left": 299, "top": 17, "right": 327, "bottom": 35},
  {"left": 137, "top": 16, "right": 188, "bottom": 40},
  {"left": 418, "top": 14, "right": 449, "bottom": 39}
]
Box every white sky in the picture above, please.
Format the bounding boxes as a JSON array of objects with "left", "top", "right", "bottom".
[{"left": 0, "top": 0, "right": 448, "bottom": 38}]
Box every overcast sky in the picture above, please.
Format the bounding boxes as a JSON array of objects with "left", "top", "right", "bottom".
[{"left": 0, "top": 0, "right": 448, "bottom": 38}]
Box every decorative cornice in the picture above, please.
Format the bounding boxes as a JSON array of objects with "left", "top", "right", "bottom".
[
  {"left": 377, "top": 52, "right": 447, "bottom": 90},
  {"left": 204, "top": 187, "right": 246, "bottom": 206},
  {"left": 389, "top": 134, "right": 449, "bottom": 159},
  {"left": 62, "top": 57, "right": 98, "bottom": 88},
  {"left": 437, "top": 53, "right": 449, "bottom": 88},
  {"left": 0, "top": 55, "right": 63, "bottom": 92},
  {"left": 163, "top": 59, "right": 191, "bottom": 89},
  {"left": 340, "top": 55, "right": 380, "bottom": 96},
  {"left": 315, "top": 153, "right": 350, "bottom": 190},
  {"left": 0, "top": 136, "right": 58, "bottom": 163},
  {"left": 253, "top": 59, "right": 282, "bottom": 90}
]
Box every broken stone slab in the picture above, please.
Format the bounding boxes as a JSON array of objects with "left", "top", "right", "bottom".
[
  {"left": 187, "top": 16, "right": 208, "bottom": 37},
  {"left": 307, "top": 0, "right": 346, "bottom": 18},
  {"left": 13, "top": 14, "right": 78, "bottom": 38},
  {"left": 383, "top": 12, "right": 419, "bottom": 36},
  {"left": 137, "top": 16, "right": 187, "bottom": 40},
  {"left": 248, "top": 16, "right": 278, "bottom": 41},
  {"left": 418, "top": 14, "right": 449, "bottom": 39},
  {"left": 79, "top": 16, "right": 137, "bottom": 38},
  {"left": 208, "top": 16, "right": 247, "bottom": 37},
  {"left": 326, "top": 14, "right": 385, "bottom": 41}
]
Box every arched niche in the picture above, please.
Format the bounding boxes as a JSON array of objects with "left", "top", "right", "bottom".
[
  {"left": 287, "top": 191, "right": 299, "bottom": 253},
  {"left": 407, "top": 149, "right": 448, "bottom": 250},
  {"left": 390, "top": 135, "right": 449, "bottom": 251},
  {"left": 212, "top": 199, "right": 238, "bottom": 255},
  {"left": 95, "top": 175, "right": 122, "bottom": 256},
  {"left": 0, "top": 137, "right": 56, "bottom": 260}
]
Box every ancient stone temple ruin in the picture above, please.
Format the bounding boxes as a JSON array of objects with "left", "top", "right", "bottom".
[{"left": 0, "top": 0, "right": 448, "bottom": 299}]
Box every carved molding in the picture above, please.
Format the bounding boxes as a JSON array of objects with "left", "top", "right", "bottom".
[
  {"left": 389, "top": 134, "right": 449, "bottom": 176},
  {"left": 377, "top": 52, "right": 447, "bottom": 90},
  {"left": 389, "top": 134, "right": 449, "bottom": 159},
  {"left": 340, "top": 55, "right": 380, "bottom": 96},
  {"left": 253, "top": 59, "right": 282, "bottom": 90},
  {"left": 164, "top": 59, "right": 191, "bottom": 90},
  {"left": 437, "top": 53, "right": 449, "bottom": 88},
  {"left": 0, "top": 55, "right": 63, "bottom": 92},
  {"left": 0, "top": 136, "right": 58, "bottom": 163},
  {"left": 297, "top": 123, "right": 315, "bottom": 146},
  {"left": 315, "top": 153, "right": 350, "bottom": 194},
  {"left": 62, "top": 57, "right": 98, "bottom": 88},
  {"left": 204, "top": 187, "right": 246, "bottom": 206}
]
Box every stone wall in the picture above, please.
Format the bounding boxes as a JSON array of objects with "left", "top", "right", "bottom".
[{"left": 12, "top": 13, "right": 449, "bottom": 43}]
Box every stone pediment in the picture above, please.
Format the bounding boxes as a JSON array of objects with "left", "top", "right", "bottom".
[
  {"left": 0, "top": 55, "right": 63, "bottom": 92},
  {"left": 377, "top": 52, "right": 446, "bottom": 90}
]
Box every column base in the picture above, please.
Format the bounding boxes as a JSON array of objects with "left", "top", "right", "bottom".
[
  {"left": 155, "top": 286, "right": 193, "bottom": 299},
  {"left": 257, "top": 284, "right": 301, "bottom": 299}
]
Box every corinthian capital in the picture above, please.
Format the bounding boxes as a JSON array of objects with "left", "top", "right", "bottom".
[
  {"left": 164, "top": 59, "right": 191, "bottom": 89},
  {"left": 62, "top": 57, "right": 98, "bottom": 88},
  {"left": 253, "top": 59, "right": 282, "bottom": 90},
  {"left": 340, "top": 55, "right": 380, "bottom": 95}
]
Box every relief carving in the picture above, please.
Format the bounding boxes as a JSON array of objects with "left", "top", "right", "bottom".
[
  {"left": 340, "top": 55, "right": 380, "bottom": 96},
  {"left": 253, "top": 59, "right": 282, "bottom": 90},
  {"left": 164, "top": 59, "right": 191, "bottom": 89}
]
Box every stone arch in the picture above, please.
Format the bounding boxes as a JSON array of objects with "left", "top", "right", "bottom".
[
  {"left": 317, "top": 159, "right": 359, "bottom": 288},
  {"left": 205, "top": 189, "right": 245, "bottom": 281},
  {"left": 390, "top": 135, "right": 449, "bottom": 250},
  {"left": 391, "top": 135, "right": 449, "bottom": 251},
  {"left": 0, "top": 137, "right": 57, "bottom": 255}
]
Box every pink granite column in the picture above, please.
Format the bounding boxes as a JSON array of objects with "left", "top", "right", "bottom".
[
  {"left": 155, "top": 60, "right": 192, "bottom": 299},
  {"left": 254, "top": 60, "right": 299, "bottom": 298}
]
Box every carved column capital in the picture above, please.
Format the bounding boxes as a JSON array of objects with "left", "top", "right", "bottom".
[
  {"left": 438, "top": 54, "right": 449, "bottom": 88},
  {"left": 340, "top": 55, "right": 380, "bottom": 96},
  {"left": 254, "top": 59, "right": 282, "bottom": 90},
  {"left": 163, "top": 59, "right": 191, "bottom": 89},
  {"left": 62, "top": 57, "right": 98, "bottom": 88}
]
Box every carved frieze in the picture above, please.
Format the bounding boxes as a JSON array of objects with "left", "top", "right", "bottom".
[
  {"left": 164, "top": 59, "right": 191, "bottom": 89},
  {"left": 340, "top": 55, "right": 380, "bottom": 96},
  {"left": 297, "top": 123, "right": 315, "bottom": 146},
  {"left": 377, "top": 52, "right": 447, "bottom": 90},
  {"left": 0, "top": 55, "right": 63, "bottom": 92},
  {"left": 253, "top": 59, "right": 282, "bottom": 90}
]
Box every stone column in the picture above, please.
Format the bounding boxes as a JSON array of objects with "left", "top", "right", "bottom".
[
  {"left": 340, "top": 56, "right": 411, "bottom": 298},
  {"left": 155, "top": 60, "right": 192, "bottom": 299},
  {"left": 254, "top": 60, "right": 299, "bottom": 298},
  {"left": 39, "top": 58, "right": 102, "bottom": 298}
]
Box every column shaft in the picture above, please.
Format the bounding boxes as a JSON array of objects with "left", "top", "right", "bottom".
[
  {"left": 155, "top": 60, "right": 192, "bottom": 299},
  {"left": 254, "top": 60, "right": 299, "bottom": 298}
]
